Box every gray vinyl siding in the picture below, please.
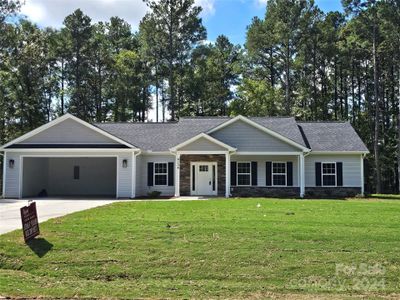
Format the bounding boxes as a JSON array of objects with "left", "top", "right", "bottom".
[
  {"left": 4, "top": 152, "right": 20, "bottom": 198},
  {"left": 179, "top": 137, "right": 227, "bottom": 151},
  {"left": 3, "top": 151, "right": 133, "bottom": 198},
  {"left": 117, "top": 153, "right": 132, "bottom": 197},
  {"left": 231, "top": 155, "right": 299, "bottom": 187},
  {"left": 136, "top": 154, "right": 175, "bottom": 197},
  {"left": 305, "top": 154, "right": 362, "bottom": 187},
  {"left": 210, "top": 120, "right": 298, "bottom": 152},
  {"left": 19, "top": 118, "right": 119, "bottom": 144}
]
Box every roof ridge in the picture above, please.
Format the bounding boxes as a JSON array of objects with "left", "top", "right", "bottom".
[
  {"left": 297, "top": 121, "right": 348, "bottom": 124},
  {"left": 94, "top": 121, "right": 179, "bottom": 125},
  {"left": 250, "top": 116, "right": 293, "bottom": 119},
  {"left": 179, "top": 116, "right": 231, "bottom": 119}
]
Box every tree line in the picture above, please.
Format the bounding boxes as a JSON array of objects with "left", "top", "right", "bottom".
[{"left": 1, "top": 0, "right": 400, "bottom": 194}]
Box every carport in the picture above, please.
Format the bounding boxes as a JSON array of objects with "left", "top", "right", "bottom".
[{"left": 21, "top": 156, "right": 117, "bottom": 198}]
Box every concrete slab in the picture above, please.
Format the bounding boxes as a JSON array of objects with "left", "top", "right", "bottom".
[{"left": 0, "top": 199, "right": 118, "bottom": 235}]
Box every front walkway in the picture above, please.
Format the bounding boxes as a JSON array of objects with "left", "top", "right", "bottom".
[{"left": 0, "top": 199, "right": 117, "bottom": 235}]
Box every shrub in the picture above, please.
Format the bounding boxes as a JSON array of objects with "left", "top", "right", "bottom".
[{"left": 148, "top": 191, "right": 162, "bottom": 198}]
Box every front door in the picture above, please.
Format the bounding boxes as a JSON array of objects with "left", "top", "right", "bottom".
[{"left": 191, "top": 162, "right": 217, "bottom": 196}]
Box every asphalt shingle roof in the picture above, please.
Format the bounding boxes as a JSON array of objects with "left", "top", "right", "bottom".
[
  {"left": 94, "top": 117, "right": 368, "bottom": 152},
  {"left": 298, "top": 121, "right": 369, "bottom": 152}
]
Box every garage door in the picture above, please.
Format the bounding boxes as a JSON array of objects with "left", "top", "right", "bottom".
[{"left": 22, "top": 157, "right": 117, "bottom": 198}]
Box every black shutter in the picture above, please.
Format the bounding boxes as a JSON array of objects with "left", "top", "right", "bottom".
[
  {"left": 315, "top": 162, "right": 322, "bottom": 186},
  {"left": 231, "top": 161, "right": 237, "bottom": 186},
  {"left": 168, "top": 162, "right": 174, "bottom": 186},
  {"left": 251, "top": 161, "right": 257, "bottom": 186},
  {"left": 336, "top": 162, "right": 343, "bottom": 186},
  {"left": 147, "top": 162, "right": 154, "bottom": 186},
  {"left": 266, "top": 161, "right": 272, "bottom": 186},
  {"left": 287, "top": 162, "right": 293, "bottom": 186}
]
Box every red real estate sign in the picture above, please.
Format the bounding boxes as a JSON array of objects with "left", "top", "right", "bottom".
[{"left": 20, "top": 202, "right": 40, "bottom": 242}]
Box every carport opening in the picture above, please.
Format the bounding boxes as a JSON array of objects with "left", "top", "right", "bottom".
[{"left": 22, "top": 157, "right": 117, "bottom": 198}]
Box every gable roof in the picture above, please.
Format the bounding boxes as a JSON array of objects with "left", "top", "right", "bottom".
[
  {"left": 207, "top": 115, "right": 308, "bottom": 150},
  {"left": 0, "top": 114, "right": 137, "bottom": 150},
  {"left": 2, "top": 114, "right": 367, "bottom": 153},
  {"left": 298, "top": 121, "right": 369, "bottom": 153},
  {"left": 170, "top": 133, "right": 236, "bottom": 152},
  {"left": 95, "top": 116, "right": 309, "bottom": 152}
]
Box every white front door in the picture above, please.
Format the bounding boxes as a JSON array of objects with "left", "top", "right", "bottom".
[{"left": 191, "top": 162, "right": 217, "bottom": 196}]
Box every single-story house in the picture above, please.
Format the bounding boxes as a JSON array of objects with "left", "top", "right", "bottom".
[{"left": 0, "top": 114, "right": 369, "bottom": 199}]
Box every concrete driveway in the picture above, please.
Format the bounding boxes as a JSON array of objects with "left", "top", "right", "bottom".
[{"left": 0, "top": 198, "right": 118, "bottom": 235}]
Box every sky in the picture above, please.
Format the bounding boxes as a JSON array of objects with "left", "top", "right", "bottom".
[
  {"left": 17, "top": 0, "right": 343, "bottom": 121},
  {"left": 19, "top": 0, "right": 343, "bottom": 45}
]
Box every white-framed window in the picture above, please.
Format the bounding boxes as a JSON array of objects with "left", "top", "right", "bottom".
[
  {"left": 154, "top": 162, "right": 168, "bottom": 186},
  {"left": 272, "top": 162, "right": 286, "bottom": 186},
  {"left": 237, "top": 162, "right": 251, "bottom": 186},
  {"left": 322, "top": 162, "right": 336, "bottom": 186}
]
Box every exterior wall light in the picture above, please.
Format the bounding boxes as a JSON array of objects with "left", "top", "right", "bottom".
[
  {"left": 122, "top": 159, "right": 128, "bottom": 168},
  {"left": 9, "top": 159, "right": 15, "bottom": 169}
]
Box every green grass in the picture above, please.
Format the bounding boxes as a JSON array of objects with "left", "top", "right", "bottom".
[{"left": 1, "top": 198, "right": 400, "bottom": 299}]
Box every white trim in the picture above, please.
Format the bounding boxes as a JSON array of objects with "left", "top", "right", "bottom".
[
  {"left": 19, "top": 154, "right": 119, "bottom": 199},
  {"left": 360, "top": 155, "right": 364, "bottom": 196},
  {"left": 174, "top": 153, "right": 180, "bottom": 197},
  {"left": 206, "top": 115, "right": 309, "bottom": 151},
  {"left": 271, "top": 161, "right": 287, "bottom": 187},
  {"left": 236, "top": 161, "right": 252, "bottom": 187},
  {"left": 300, "top": 154, "right": 305, "bottom": 197},
  {"left": 190, "top": 162, "right": 218, "bottom": 196},
  {"left": 153, "top": 162, "right": 169, "bottom": 186},
  {"left": 310, "top": 151, "right": 369, "bottom": 155},
  {"left": 176, "top": 150, "right": 231, "bottom": 155},
  {"left": 4, "top": 148, "right": 137, "bottom": 153},
  {"left": 233, "top": 151, "right": 303, "bottom": 156},
  {"left": 19, "top": 156, "right": 23, "bottom": 198},
  {"left": 321, "top": 162, "right": 337, "bottom": 187},
  {"left": 170, "top": 132, "right": 236, "bottom": 152},
  {"left": 225, "top": 153, "right": 230, "bottom": 198},
  {"left": 2, "top": 153, "right": 6, "bottom": 198},
  {"left": 0, "top": 114, "right": 138, "bottom": 150}
]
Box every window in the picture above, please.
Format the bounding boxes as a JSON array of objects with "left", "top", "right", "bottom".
[
  {"left": 322, "top": 163, "right": 336, "bottom": 186},
  {"left": 272, "top": 162, "right": 286, "bottom": 186},
  {"left": 73, "top": 166, "right": 80, "bottom": 180},
  {"left": 199, "top": 165, "right": 208, "bottom": 172},
  {"left": 154, "top": 163, "right": 168, "bottom": 186},
  {"left": 237, "top": 162, "right": 251, "bottom": 186}
]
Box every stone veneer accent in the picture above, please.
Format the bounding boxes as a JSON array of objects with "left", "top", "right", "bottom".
[
  {"left": 231, "top": 187, "right": 300, "bottom": 198},
  {"left": 180, "top": 154, "right": 226, "bottom": 196},
  {"left": 305, "top": 187, "right": 361, "bottom": 198}
]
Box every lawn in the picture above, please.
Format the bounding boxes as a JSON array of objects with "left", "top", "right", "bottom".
[{"left": 1, "top": 198, "right": 400, "bottom": 299}]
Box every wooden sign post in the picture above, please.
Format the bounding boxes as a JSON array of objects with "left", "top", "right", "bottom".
[{"left": 20, "top": 202, "right": 40, "bottom": 242}]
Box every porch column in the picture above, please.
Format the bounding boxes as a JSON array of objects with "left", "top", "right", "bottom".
[
  {"left": 360, "top": 154, "right": 364, "bottom": 196},
  {"left": 1, "top": 152, "right": 6, "bottom": 198},
  {"left": 225, "top": 152, "right": 230, "bottom": 198},
  {"left": 174, "top": 153, "right": 180, "bottom": 197},
  {"left": 300, "top": 154, "right": 305, "bottom": 198},
  {"left": 131, "top": 151, "right": 136, "bottom": 199}
]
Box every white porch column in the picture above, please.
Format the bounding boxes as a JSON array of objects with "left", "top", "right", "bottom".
[
  {"left": 131, "top": 151, "right": 136, "bottom": 199},
  {"left": 300, "top": 153, "right": 305, "bottom": 198},
  {"left": 225, "top": 152, "right": 230, "bottom": 198},
  {"left": 360, "top": 154, "right": 364, "bottom": 196},
  {"left": 2, "top": 152, "right": 6, "bottom": 198},
  {"left": 174, "top": 153, "right": 180, "bottom": 197}
]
